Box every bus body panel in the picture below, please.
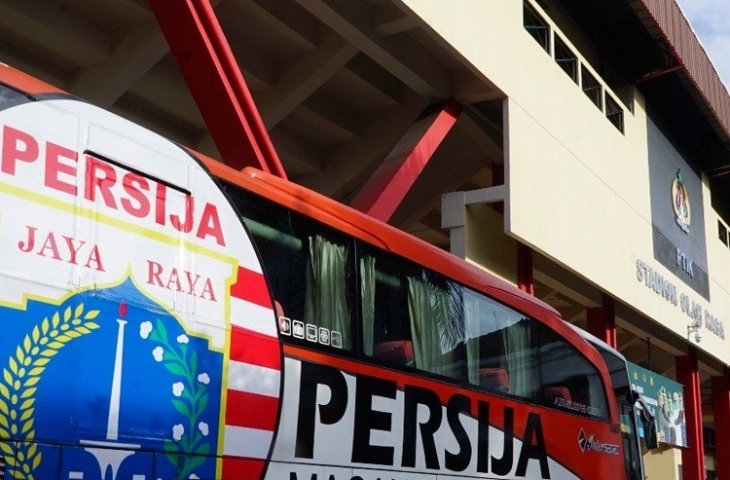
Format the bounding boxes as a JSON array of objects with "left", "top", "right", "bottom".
[{"left": 266, "top": 346, "right": 625, "bottom": 480}]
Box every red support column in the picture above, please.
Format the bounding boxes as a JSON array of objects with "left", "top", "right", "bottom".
[
  {"left": 713, "top": 373, "right": 730, "bottom": 480},
  {"left": 586, "top": 295, "right": 617, "bottom": 348},
  {"left": 676, "top": 351, "right": 705, "bottom": 480},
  {"left": 147, "top": 0, "right": 287, "bottom": 178},
  {"left": 517, "top": 244, "right": 534, "bottom": 296},
  {"left": 349, "top": 101, "right": 462, "bottom": 222}
]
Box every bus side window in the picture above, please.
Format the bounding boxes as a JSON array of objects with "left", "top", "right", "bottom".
[
  {"left": 360, "top": 249, "right": 466, "bottom": 381},
  {"left": 537, "top": 326, "right": 609, "bottom": 419},
  {"left": 464, "top": 289, "right": 539, "bottom": 400},
  {"left": 228, "top": 186, "right": 354, "bottom": 351},
  {"left": 465, "top": 290, "right": 507, "bottom": 392},
  {"left": 302, "top": 234, "right": 352, "bottom": 349},
  {"left": 361, "top": 253, "right": 414, "bottom": 366},
  {"left": 0, "top": 83, "right": 27, "bottom": 108}
]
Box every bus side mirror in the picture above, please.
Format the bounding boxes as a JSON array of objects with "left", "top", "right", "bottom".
[
  {"left": 643, "top": 417, "right": 658, "bottom": 449},
  {"left": 632, "top": 388, "right": 659, "bottom": 449}
]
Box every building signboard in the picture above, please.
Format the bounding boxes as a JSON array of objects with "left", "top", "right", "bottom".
[
  {"left": 647, "top": 119, "right": 709, "bottom": 299},
  {"left": 628, "top": 362, "right": 686, "bottom": 448}
]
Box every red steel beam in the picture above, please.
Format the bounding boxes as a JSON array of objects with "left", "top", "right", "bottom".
[
  {"left": 349, "top": 101, "right": 462, "bottom": 222},
  {"left": 148, "top": 0, "right": 287, "bottom": 178},
  {"left": 517, "top": 244, "right": 534, "bottom": 296},
  {"left": 677, "top": 351, "right": 705, "bottom": 480},
  {"left": 587, "top": 295, "right": 617, "bottom": 348},
  {"left": 712, "top": 373, "right": 730, "bottom": 480}
]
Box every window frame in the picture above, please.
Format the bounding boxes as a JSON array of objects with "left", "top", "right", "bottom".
[
  {"left": 523, "top": 2, "right": 551, "bottom": 54},
  {"left": 553, "top": 34, "right": 578, "bottom": 84}
]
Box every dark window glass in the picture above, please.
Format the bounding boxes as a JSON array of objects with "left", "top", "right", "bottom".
[
  {"left": 464, "top": 289, "right": 540, "bottom": 400},
  {"left": 524, "top": 3, "right": 550, "bottom": 53},
  {"left": 719, "top": 220, "right": 728, "bottom": 247},
  {"left": 554, "top": 35, "right": 578, "bottom": 83},
  {"left": 581, "top": 66, "right": 603, "bottom": 110},
  {"left": 703, "top": 426, "right": 715, "bottom": 449},
  {"left": 223, "top": 183, "right": 355, "bottom": 351},
  {"left": 537, "top": 326, "right": 609, "bottom": 419},
  {"left": 0, "top": 83, "right": 27, "bottom": 110},
  {"left": 605, "top": 94, "right": 624, "bottom": 133},
  {"left": 360, "top": 246, "right": 466, "bottom": 381},
  {"left": 619, "top": 401, "right": 643, "bottom": 480}
]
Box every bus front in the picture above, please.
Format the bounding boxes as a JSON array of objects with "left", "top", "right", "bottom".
[{"left": 578, "top": 331, "right": 658, "bottom": 480}]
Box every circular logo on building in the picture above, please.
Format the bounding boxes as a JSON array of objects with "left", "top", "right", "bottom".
[{"left": 672, "top": 169, "right": 690, "bottom": 234}]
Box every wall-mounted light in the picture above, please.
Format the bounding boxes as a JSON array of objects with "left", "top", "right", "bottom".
[{"left": 687, "top": 324, "right": 702, "bottom": 343}]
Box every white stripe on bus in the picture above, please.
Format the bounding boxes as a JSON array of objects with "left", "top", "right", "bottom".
[
  {"left": 229, "top": 297, "right": 278, "bottom": 337},
  {"left": 228, "top": 360, "right": 281, "bottom": 398},
  {"left": 223, "top": 425, "right": 274, "bottom": 458}
]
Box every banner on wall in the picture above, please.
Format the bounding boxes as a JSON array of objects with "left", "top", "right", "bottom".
[
  {"left": 628, "top": 362, "right": 687, "bottom": 448},
  {"left": 647, "top": 118, "right": 709, "bottom": 299}
]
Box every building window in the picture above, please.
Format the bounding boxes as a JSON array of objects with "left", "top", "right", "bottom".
[
  {"left": 605, "top": 93, "right": 624, "bottom": 133},
  {"left": 581, "top": 66, "right": 603, "bottom": 111},
  {"left": 524, "top": 3, "right": 550, "bottom": 53},
  {"left": 523, "top": 1, "right": 628, "bottom": 131},
  {"left": 554, "top": 35, "right": 578, "bottom": 83},
  {"left": 719, "top": 219, "right": 729, "bottom": 248}
]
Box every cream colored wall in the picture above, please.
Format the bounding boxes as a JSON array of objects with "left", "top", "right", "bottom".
[
  {"left": 465, "top": 203, "right": 517, "bottom": 285},
  {"left": 402, "top": 0, "right": 730, "bottom": 364},
  {"left": 704, "top": 175, "right": 730, "bottom": 344},
  {"left": 643, "top": 447, "right": 681, "bottom": 480}
]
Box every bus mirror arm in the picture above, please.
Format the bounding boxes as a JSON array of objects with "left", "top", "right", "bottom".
[{"left": 632, "top": 389, "right": 659, "bottom": 449}]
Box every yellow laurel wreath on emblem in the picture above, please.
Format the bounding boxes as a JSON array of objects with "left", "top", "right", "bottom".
[{"left": 0, "top": 304, "right": 100, "bottom": 480}]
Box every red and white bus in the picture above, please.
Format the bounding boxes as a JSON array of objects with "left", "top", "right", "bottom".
[{"left": 0, "top": 63, "right": 655, "bottom": 480}]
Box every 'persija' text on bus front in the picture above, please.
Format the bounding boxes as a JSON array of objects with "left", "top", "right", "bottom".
[
  {"left": 0, "top": 125, "right": 225, "bottom": 246},
  {"left": 295, "top": 362, "right": 551, "bottom": 478}
]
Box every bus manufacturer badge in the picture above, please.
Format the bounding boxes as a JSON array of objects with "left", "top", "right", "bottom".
[
  {"left": 672, "top": 169, "right": 691, "bottom": 234},
  {"left": 578, "top": 428, "right": 620, "bottom": 455}
]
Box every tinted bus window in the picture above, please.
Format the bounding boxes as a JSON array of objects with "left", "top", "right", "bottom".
[
  {"left": 463, "top": 289, "right": 540, "bottom": 400},
  {"left": 538, "top": 326, "right": 609, "bottom": 419},
  {"left": 224, "top": 184, "right": 355, "bottom": 351},
  {"left": 0, "top": 83, "right": 27, "bottom": 109},
  {"left": 360, "top": 246, "right": 467, "bottom": 381}
]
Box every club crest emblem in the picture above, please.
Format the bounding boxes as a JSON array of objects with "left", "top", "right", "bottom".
[
  {"left": 0, "top": 280, "right": 223, "bottom": 480},
  {"left": 672, "top": 169, "right": 690, "bottom": 234}
]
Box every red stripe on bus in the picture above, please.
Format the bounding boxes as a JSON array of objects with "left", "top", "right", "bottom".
[
  {"left": 225, "top": 390, "right": 280, "bottom": 430},
  {"left": 229, "top": 326, "right": 282, "bottom": 370},
  {"left": 221, "top": 457, "right": 265, "bottom": 480},
  {"left": 230, "top": 265, "right": 272, "bottom": 308}
]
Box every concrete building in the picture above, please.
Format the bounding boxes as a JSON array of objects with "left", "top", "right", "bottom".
[{"left": 1, "top": 1, "right": 729, "bottom": 479}]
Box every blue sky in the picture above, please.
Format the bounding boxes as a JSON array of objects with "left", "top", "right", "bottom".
[{"left": 675, "top": 0, "right": 730, "bottom": 90}]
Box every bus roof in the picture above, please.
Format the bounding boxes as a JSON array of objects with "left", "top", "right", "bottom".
[{"left": 0, "top": 63, "right": 65, "bottom": 96}]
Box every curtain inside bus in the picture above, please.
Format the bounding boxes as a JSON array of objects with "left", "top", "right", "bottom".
[
  {"left": 304, "top": 235, "right": 350, "bottom": 349},
  {"left": 406, "top": 273, "right": 463, "bottom": 377},
  {"left": 360, "top": 256, "right": 376, "bottom": 356}
]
